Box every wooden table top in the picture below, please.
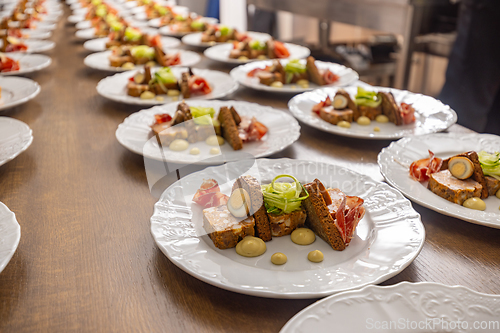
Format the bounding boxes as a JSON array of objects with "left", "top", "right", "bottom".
[{"left": 1, "top": 7, "right": 500, "bottom": 333}]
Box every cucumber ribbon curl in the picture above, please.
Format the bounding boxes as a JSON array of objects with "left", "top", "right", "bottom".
[{"left": 261, "top": 174, "right": 309, "bottom": 214}]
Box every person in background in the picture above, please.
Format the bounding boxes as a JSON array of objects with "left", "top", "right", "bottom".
[
  {"left": 438, "top": 0, "right": 500, "bottom": 135},
  {"left": 205, "top": 0, "right": 219, "bottom": 20}
]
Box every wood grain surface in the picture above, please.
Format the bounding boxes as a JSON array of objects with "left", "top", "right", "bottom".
[{"left": 1, "top": 5, "right": 499, "bottom": 333}]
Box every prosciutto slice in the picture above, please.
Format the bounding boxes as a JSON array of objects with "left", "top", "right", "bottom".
[
  {"left": 327, "top": 188, "right": 365, "bottom": 244},
  {"left": 409, "top": 150, "right": 443, "bottom": 182},
  {"left": 192, "top": 179, "right": 229, "bottom": 208}
]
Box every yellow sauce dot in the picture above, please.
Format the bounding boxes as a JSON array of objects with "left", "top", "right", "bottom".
[
  {"left": 373, "top": 126, "right": 380, "bottom": 132},
  {"left": 337, "top": 121, "right": 351, "bottom": 128},
  {"left": 496, "top": 189, "right": 500, "bottom": 199},
  {"left": 205, "top": 135, "right": 224, "bottom": 146},
  {"left": 357, "top": 116, "right": 371, "bottom": 126},
  {"left": 238, "top": 56, "right": 248, "bottom": 61},
  {"left": 270, "top": 81, "right": 283, "bottom": 88},
  {"left": 209, "top": 147, "right": 220, "bottom": 155},
  {"left": 271, "top": 252, "right": 287, "bottom": 265},
  {"left": 463, "top": 197, "right": 486, "bottom": 211},
  {"left": 121, "top": 62, "right": 135, "bottom": 69},
  {"left": 140, "top": 91, "right": 155, "bottom": 99},
  {"left": 257, "top": 55, "right": 267, "bottom": 60},
  {"left": 155, "top": 96, "right": 164, "bottom": 102},
  {"left": 297, "top": 79, "right": 309, "bottom": 88},
  {"left": 236, "top": 236, "right": 266, "bottom": 257},
  {"left": 375, "top": 114, "right": 389, "bottom": 123},
  {"left": 167, "top": 89, "right": 180, "bottom": 96},
  {"left": 308, "top": 250, "right": 324, "bottom": 263},
  {"left": 291, "top": 228, "right": 316, "bottom": 245},
  {"left": 189, "top": 147, "right": 200, "bottom": 155},
  {"left": 169, "top": 139, "right": 189, "bottom": 151}
]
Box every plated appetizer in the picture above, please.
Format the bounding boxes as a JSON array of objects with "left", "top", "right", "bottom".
[
  {"left": 108, "top": 45, "right": 180, "bottom": 69},
  {"left": 229, "top": 39, "right": 290, "bottom": 60},
  {"left": 0, "top": 52, "right": 51, "bottom": 75},
  {"left": 378, "top": 133, "right": 500, "bottom": 228},
  {"left": 98, "top": 67, "right": 238, "bottom": 105},
  {"left": 195, "top": 175, "right": 364, "bottom": 254},
  {"left": 249, "top": 56, "right": 338, "bottom": 88},
  {"left": 127, "top": 66, "right": 212, "bottom": 100},
  {"left": 409, "top": 150, "right": 500, "bottom": 210},
  {"left": 289, "top": 86, "right": 456, "bottom": 139},
  {"left": 0, "top": 28, "right": 26, "bottom": 39},
  {"left": 0, "top": 53, "right": 20, "bottom": 72},
  {"left": 144, "top": 3, "right": 174, "bottom": 20},
  {"left": 312, "top": 86, "right": 415, "bottom": 127},
  {"left": 151, "top": 101, "right": 268, "bottom": 153},
  {"left": 105, "top": 26, "right": 161, "bottom": 49},
  {"left": 116, "top": 100, "right": 299, "bottom": 164},
  {"left": 166, "top": 16, "right": 210, "bottom": 34},
  {"left": 201, "top": 25, "right": 249, "bottom": 44},
  {"left": 0, "top": 35, "right": 27, "bottom": 52},
  {"left": 152, "top": 158, "right": 424, "bottom": 298}
]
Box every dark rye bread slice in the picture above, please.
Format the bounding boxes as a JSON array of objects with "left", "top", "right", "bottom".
[
  {"left": 302, "top": 179, "right": 346, "bottom": 251},
  {"left": 232, "top": 176, "right": 272, "bottom": 241},
  {"left": 380, "top": 92, "right": 403, "bottom": 125},
  {"left": 218, "top": 106, "right": 243, "bottom": 150},
  {"left": 306, "top": 56, "right": 324, "bottom": 86},
  {"left": 486, "top": 176, "right": 500, "bottom": 196},
  {"left": 441, "top": 151, "right": 488, "bottom": 198}
]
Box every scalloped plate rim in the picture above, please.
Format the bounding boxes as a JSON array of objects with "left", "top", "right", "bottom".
[
  {"left": 280, "top": 281, "right": 500, "bottom": 332},
  {"left": 151, "top": 158, "right": 425, "bottom": 298},
  {"left": 378, "top": 132, "right": 500, "bottom": 228}
]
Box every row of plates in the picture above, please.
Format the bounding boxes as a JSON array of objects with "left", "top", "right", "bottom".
[
  {"left": 2, "top": 2, "right": 499, "bottom": 330},
  {"left": 0, "top": 0, "right": 62, "bottom": 274},
  {"left": 0, "top": 0, "right": 59, "bottom": 75}
]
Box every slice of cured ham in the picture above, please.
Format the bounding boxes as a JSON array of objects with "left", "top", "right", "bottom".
[{"left": 192, "top": 179, "right": 229, "bottom": 208}]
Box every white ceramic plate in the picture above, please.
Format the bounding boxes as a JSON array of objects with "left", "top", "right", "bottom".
[
  {"left": 83, "top": 35, "right": 181, "bottom": 52},
  {"left": 0, "top": 29, "right": 51, "bottom": 39},
  {"left": 182, "top": 31, "right": 271, "bottom": 48},
  {"left": 75, "top": 28, "right": 98, "bottom": 40},
  {"left": 0, "top": 76, "right": 40, "bottom": 111},
  {"left": 0, "top": 202, "right": 21, "bottom": 274},
  {"left": 97, "top": 67, "right": 238, "bottom": 105},
  {"left": 75, "top": 20, "right": 92, "bottom": 30},
  {"left": 289, "top": 85, "right": 457, "bottom": 139},
  {"left": 151, "top": 158, "right": 424, "bottom": 298},
  {"left": 84, "top": 49, "right": 201, "bottom": 72},
  {"left": 204, "top": 43, "right": 310, "bottom": 64},
  {"left": 0, "top": 116, "right": 33, "bottom": 166},
  {"left": 7, "top": 21, "right": 56, "bottom": 31},
  {"left": 0, "top": 53, "right": 51, "bottom": 75},
  {"left": 0, "top": 39, "right": 55, "bottom": 53},
  {"left": 67, "top": 14, "right": 84, "bottom": 23},
  {"left": 231, "top": 59, "right": 359, "bottom": 94},
  {"left": 158, "top": 18, "right": 221, "bottom": 38},
  {"left": 116, "top": 100, "right": 300, "bottom": 164},
  {"left": 281, "top": 281, "right": 500, "bottom": 332},
  {"left": 158, "top": 25, "right": 196, "bottom": 38},
  {"left": 378, "top": 132, "right": 500, "bottom": 228}
]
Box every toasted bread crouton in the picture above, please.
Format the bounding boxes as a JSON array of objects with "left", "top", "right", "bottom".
[
  {"left": 232, "top": 176, "right": 272, "bottom": 241},
  {"left": 218, "top": 106, "right": 243, "bottom": 150},
  {"left": 306, "top": 56, "right": 324, "bottom": 86}
]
